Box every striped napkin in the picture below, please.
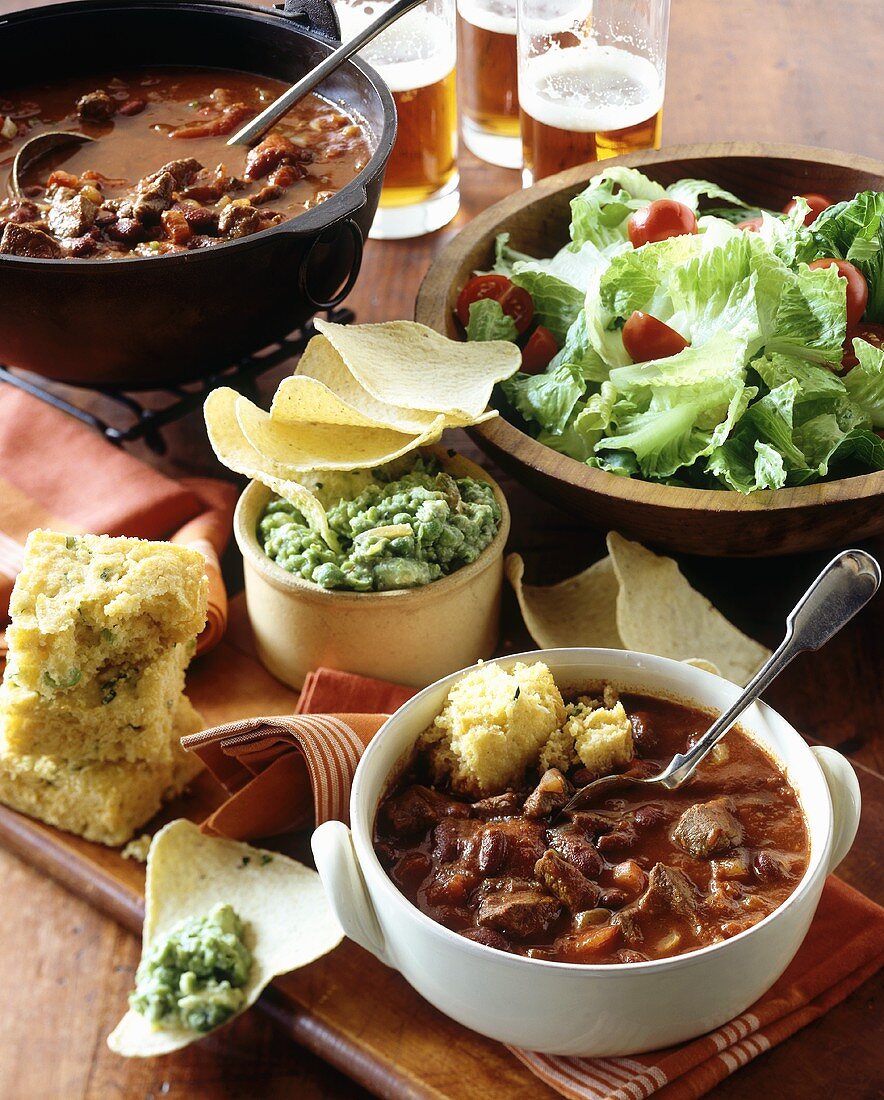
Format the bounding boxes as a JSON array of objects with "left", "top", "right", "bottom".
[
  {"left": 0, "top": 387, "right": 238, "bottom": 655},
  {"left": 181, "top": 666, "right": 884, "bottom": 1099}
]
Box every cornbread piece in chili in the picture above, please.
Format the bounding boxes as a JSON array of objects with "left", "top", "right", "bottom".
[
  {"left": 0, "top": 696, "right": 204, "bottom": 846},
  {"left": 539, "top": 691, "right": 634, "bottom": 779},
  {"left": 420, "top": 661, "right": 566, "bottom": 796},
  {"left": 0, "top": 531, "right": 206, "bottom": 762}
]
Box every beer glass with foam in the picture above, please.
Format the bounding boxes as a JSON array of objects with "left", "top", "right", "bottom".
[
  {"left": 457, "top": 0, "right": 520, "bottom": 168},
  {"left": 517, "top": 0, "right": 670, "bottom": 185},
  {"left": 336, "top": 0, "right": 459, "bottom": 238}
]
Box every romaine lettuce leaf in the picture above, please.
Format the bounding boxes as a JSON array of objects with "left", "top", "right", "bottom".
[
  {"left": 765, "top": 261, "right": 846, "bottom": 365},
  {"left": 508, "top": 268, "right": 586, "bottom": 345},
  {"left": 500, "top": 361, "right": 586, "bottom": 433},
  {"left": 843, "top": 337, "right": 884, "bottom": 427},
  {"left": 488, "top": 232, "right": 539, "bottom": 277},
  {"left": 466, "top": 298, "right": 518, "bottom": 342}
]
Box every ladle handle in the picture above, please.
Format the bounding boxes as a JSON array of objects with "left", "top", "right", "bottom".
[
  {"left": 659, "top": 549, "right": 880, "bottom": 789},
  {"left": 228, "top": 0, "right": 428, "bottom": 146}
]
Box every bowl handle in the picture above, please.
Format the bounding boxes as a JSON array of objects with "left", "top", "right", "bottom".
[
  {"left": 811, "top": 745, "right": 862, "bottom": 873},
  {"left": 298, "top": 217, "right": 365, "bottom": 310},
  {"left": 312, "top": 820, "right": 393, "bottom": 966}
]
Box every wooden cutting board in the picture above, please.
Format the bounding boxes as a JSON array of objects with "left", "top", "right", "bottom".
[{"left": 1, "top": 607, "right": 882, "bottom": 1099}]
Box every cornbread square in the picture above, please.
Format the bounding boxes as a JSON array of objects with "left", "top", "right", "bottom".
[
  {"left": 0, "top": 696, "right": 205, "bottom": 847},
  {"left": 421, "top": 661, "right": 566, "bottom": 796},
  {"left": 0, "top": 530, "right": 207, "bottom": 763},
  {"left": 540, "top": 691, "right": 634, "bottom": 779},
  {"left": 1, "top": 643, "right": 189, "bottom": 763}
]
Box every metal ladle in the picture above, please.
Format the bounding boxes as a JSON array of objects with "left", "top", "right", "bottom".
[
  {"left": 561, "top": 548, "right": 881, "bottom": 815},
  {"left": 8, "top": 131, "right": 95, "bottom": 201},
  {"left": 226, "top": 0, "right": 428, "bottom": 148}
]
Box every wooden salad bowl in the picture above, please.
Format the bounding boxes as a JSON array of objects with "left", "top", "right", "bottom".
[{"left": 415, "top": 143, "right": 884, "bottom": 557}]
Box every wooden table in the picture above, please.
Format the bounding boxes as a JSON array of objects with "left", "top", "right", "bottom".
[{"left": 1, "top": 0, "right": 882, "bottom": 1096}]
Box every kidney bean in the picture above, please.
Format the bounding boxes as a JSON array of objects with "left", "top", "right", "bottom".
[
  {"left": 598, "top": 888, "right": 628, "bottom": 909},
  {"left": 118, "top": 98, "right": 147, "bottom": 116}
]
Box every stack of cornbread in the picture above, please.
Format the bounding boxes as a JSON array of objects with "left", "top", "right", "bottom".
[{"left": 0, "top": 531, "right": 208, "bottom": 845}]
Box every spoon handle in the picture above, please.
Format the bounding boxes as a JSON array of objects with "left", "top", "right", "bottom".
[
  {"left": 227, "top": 0, "right": 428, "bottom": 147},
  {"left": 658, "top": 549, "right": 880, "bottom": 789}
]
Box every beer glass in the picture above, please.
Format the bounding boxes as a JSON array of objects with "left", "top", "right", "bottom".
[
  {"left": 517, "top": 0, "right": 669, "bottom": 186},
  {"left": 457, "top": 0, "right": 520, "bottom": 168},
  {"left": 336, "top": 0, "right": 459, "bottom": 238}
]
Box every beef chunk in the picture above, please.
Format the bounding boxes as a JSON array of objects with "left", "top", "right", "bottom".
[
  {"left": 218, "top": 203, "right": 262, "bottom": 239},
  {"left": 471, "top": 791, "right": 522, "bottom": 819},
  {"left": 160, "top": 208, "right": 193, "bottom": 245},
  {"left": 546, "top": 825, "right": 603, "bottom": 878},
  {"left": 477, "top": 882, "right": 560, "bottom": 938},
  {"left": 2, "top": 200, "right": 40, "bottom": 226},
  {"left": 567, "top": 809, "right": 620, "bottom": 836},
  {"left": 76, "top": 89, "right": 116, "bottom": 122},
  {"left": 48, "top": 193, "right": 97, "bottom": 239},
  {"left": 611, "top": 905, "right": 642, "bottom": 944},
  {"left": 535, "top": 849, "right": 600, "bottom": 912},
  {"left": 244, "top": 133, "right": 307, "bottom": 181},
  {"left": 130, "top": 170, "right": 174, "bottom": 222},
  {"left": 432, "top": 818, "right": 484, "bottom": 863},
  {"left": 460, "top": 927, "right": 511, "bottom": 952},
  {"left": 482, "top": 818, "right": 547, "bottom": 877},
  {"left": 673, "top": 797, "right": 743, "bottom": 859},
  {"left": 523, "top": 768, "right": 571, "bottom": 818},
  {"left": 379, "top": 785, "right": 468, "bottom": 837},
  {"left": 635, "top": 862, "right": 698, "bottom": 919},
  {"left": 0, "top": 223, "right": 62, "bottom": 258},
  {"left": 145, "top": 158, "right": 203, "bottom": 190},
  {"left": 629, "top": 711, "right": 658, "bottom": 753}
]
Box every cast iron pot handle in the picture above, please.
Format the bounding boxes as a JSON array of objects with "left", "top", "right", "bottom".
[
  {"left": 298, "top": 217, "right": 364, "bottom": 310},
  {"left": 278, "top": 0, "right": 341, "bottom": 41}
]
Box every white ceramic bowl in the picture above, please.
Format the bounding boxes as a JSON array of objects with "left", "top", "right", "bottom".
[
  {"left": 234, "top": 447, "right": 510, "bottom": 689},
  {"left": 312, "top": 649, "right": 861, "bottom": 1056}
]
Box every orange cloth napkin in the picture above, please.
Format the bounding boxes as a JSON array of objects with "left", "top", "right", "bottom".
[
  {"left": 181, "top": 666, "right": 884, "bottom": 1099},
  {"left": 0, "top": 388, "right": 238, "bottom": 655}
]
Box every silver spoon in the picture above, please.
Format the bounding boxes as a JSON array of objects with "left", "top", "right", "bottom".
[
  {"left": 227, "top": 0, "right": 427, "bottom": 148},
  {"left": 8, "top": 131, "right": 95, "bottom": 201},
  {"left": 561, "top": 548, "right": 881, "bottom": 815}
]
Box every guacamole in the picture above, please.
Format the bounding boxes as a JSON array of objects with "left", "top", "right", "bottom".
[
  {"left": 129, "top": 903, "right": 251, "bottom": 1033},
  {"left": 258, "top": 458, "right": 501, "bottom": 592}
]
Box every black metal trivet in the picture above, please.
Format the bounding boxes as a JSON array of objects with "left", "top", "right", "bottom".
[{"left": 0, "top": 307, "right": 354, "bottom": 455}]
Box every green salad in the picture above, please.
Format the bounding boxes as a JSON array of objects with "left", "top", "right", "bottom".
[
  {"left": 258, "top": 457, "right": 501, "bottom": 591},
  {"left": 464, "top": 167, "right": 884, "bottom": 492}
]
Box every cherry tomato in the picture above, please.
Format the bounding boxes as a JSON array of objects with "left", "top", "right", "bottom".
[
  {"left": 841, "top": 321, "right": 884, "bottom": 371},
  {"left": 784, "top": 193, "right": 833, "bottom": 226},
  {"left": 808, "top": 258, "right": 869, "bottom": 327},
  {"left": 455, "top": 273, "right": 534, "bottom": 334},
  {"left": 737, "top": 216, "right": 764, "bottom": 232},
  {"left": 520, "top": 325, "right": 558, "bottom": 374},
  {"left": 627, "top": 199, "right": 698, "bottom": 248},
  {"left": 622, "top": 311, "right": 689, "bottom": 361}
]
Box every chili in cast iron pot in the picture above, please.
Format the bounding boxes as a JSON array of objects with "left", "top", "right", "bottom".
[{"left": 0, "top": 0, "right": 396, "bottom": 387}]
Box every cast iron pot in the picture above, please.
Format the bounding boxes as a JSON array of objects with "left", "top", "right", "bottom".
[{"left": 0, "top": 0, "right": 396, "bottom": 388}]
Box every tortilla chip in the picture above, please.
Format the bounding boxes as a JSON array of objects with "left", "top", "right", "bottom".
[
  {"left": 314, "top": 318, "right": 520, "bottom": 420},
  {"left": 282, "top": 334, "right": 444, "bottom": 433},
  {"left": 108, "top": 820, "right": 342, "bottom": 1057},
  {"left": 683, "top": 658, "right": 723, "bottom": 676},
  {"left": 204, "top": 389, "right": 338, "bottom": 549},
  {"left": 236, "top": 393, "right": 446, "bottom": 473},
  {"left": 608, "top": 533, "right": 770, "bottom": 686},
  {"left": 506, "top": 553, "right": 624, "bottom": 649}
]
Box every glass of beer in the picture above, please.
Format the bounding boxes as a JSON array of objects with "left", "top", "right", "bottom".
[
  {"left": 517, "top": 0, "right": 669, "bottom": 186},
  {"left": 457, "top": 0, "right": 520, "bottom": 168},
  {"left": 336, "top": 0, "right": 459, "bottom": 238}
]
